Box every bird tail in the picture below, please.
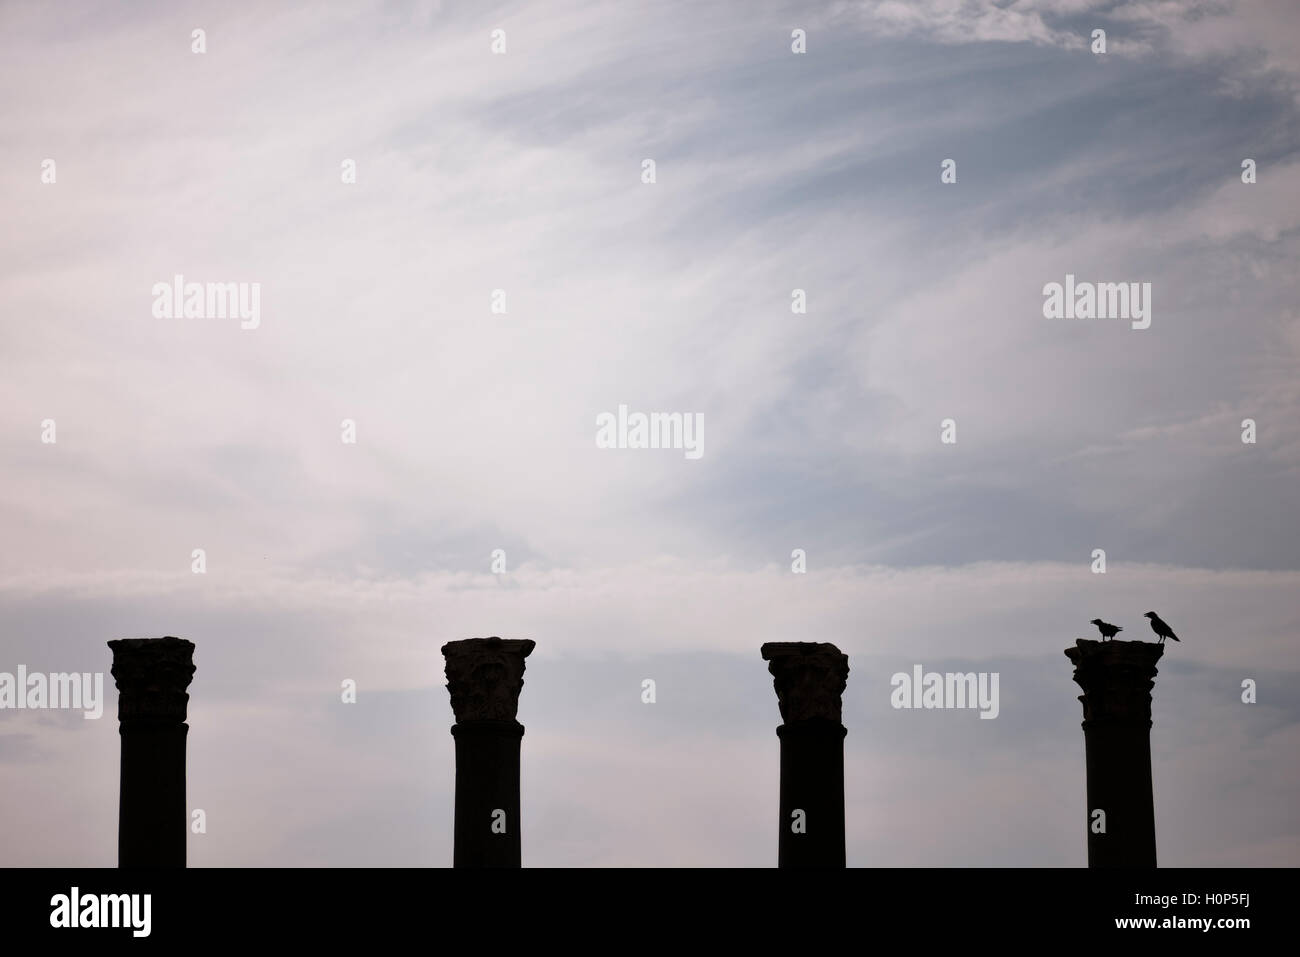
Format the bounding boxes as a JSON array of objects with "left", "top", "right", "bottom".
[
  {"left": 1116, "top": 625, "right": 1123, "bottom": 632},
  {"left": 1169, "top": 634, "right": 1180, "bottom": 641}
]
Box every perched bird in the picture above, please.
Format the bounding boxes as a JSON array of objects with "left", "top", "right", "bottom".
[
  {"left": 1144, "top": 611, "right": 1180, "bottom": 644},
  {"left": 1090, "top": 618, "right": 1122, "bottom": 641}
]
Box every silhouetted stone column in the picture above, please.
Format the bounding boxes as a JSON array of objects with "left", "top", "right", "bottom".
[
  {"left": 442, "top": 637, "right": 535, "bottom": 868},
  {"left": 1064, "top": 638, "right": 1164, "bottom": 868},
  {"left": 107, "top": 636, "right": 195, "bottom": 868},
  {"left": 761, "top": 642, "right": 849, "bottom": 868}
]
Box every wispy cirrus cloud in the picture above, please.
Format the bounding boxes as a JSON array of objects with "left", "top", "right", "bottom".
[{"left": 0, "top": 0, "right": 1296, "bottom": 865}]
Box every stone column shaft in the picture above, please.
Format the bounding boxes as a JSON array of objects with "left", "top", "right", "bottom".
[
  {"left": 1065, "top": 638, "right": 1163, "bottom": 868},
  {"left": 442, "top": 637, "right": 535, "bottom": 868},
  {"left": 107, "top": 636, "right": 195, "bottom": 868},
  {"left": 761, "top": 642, "right": 849, "bottom": 868}
]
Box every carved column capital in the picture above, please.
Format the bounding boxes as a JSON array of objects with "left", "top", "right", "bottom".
[
  {"left": 1064, "top": 638, "right": 1164, "bottom": 729},
  {"left": 442, "top": 637, "right": 535, "bottom": 725},
  {"left": 107, "top": 636, "right": 195, "bottom": 724},
  {"left": 761, "top": 642, "right": 849, "bottom": 725}
]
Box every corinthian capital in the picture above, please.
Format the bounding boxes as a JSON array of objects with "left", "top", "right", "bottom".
[
  {"left": 1064, "top": 638, "right": 1164, "bottom": 728},
  {"left": 107, "top": 636, "right": 196, "bottom": 723},
  {"left": 442, "top": 637, "right": 536, "bottom": 724},
  {"left": 761, "top": 642, "right": 849, "bottom": 725}
]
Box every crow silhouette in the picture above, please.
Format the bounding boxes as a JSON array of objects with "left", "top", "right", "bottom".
[
  {"left": 1144, "top": 611, "right": 1180, "bottom": 643},
  {"left": 1090, "top": 618, "right": 1122, "bottom": 641}
]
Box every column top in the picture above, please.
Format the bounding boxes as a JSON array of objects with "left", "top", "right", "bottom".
[
  {"left": 1064, "top": 637, "right": 1164, "bottom": 726},
  {"left": 760, "top": 642, "right": 849, "bottom": 725},
  {"left": 442, "top": 636, "right": 535, "bottom": 724},
  {"left": 107, "top": 636, "right": 196, "bottom": 722},
  {"left": 1064, "top": 636, "right": 1165, "bottom": 663}
]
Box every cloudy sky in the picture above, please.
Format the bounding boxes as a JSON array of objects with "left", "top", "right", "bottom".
[{"left": 1, "top": 0, "right": 1297, "bottom": 866}]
